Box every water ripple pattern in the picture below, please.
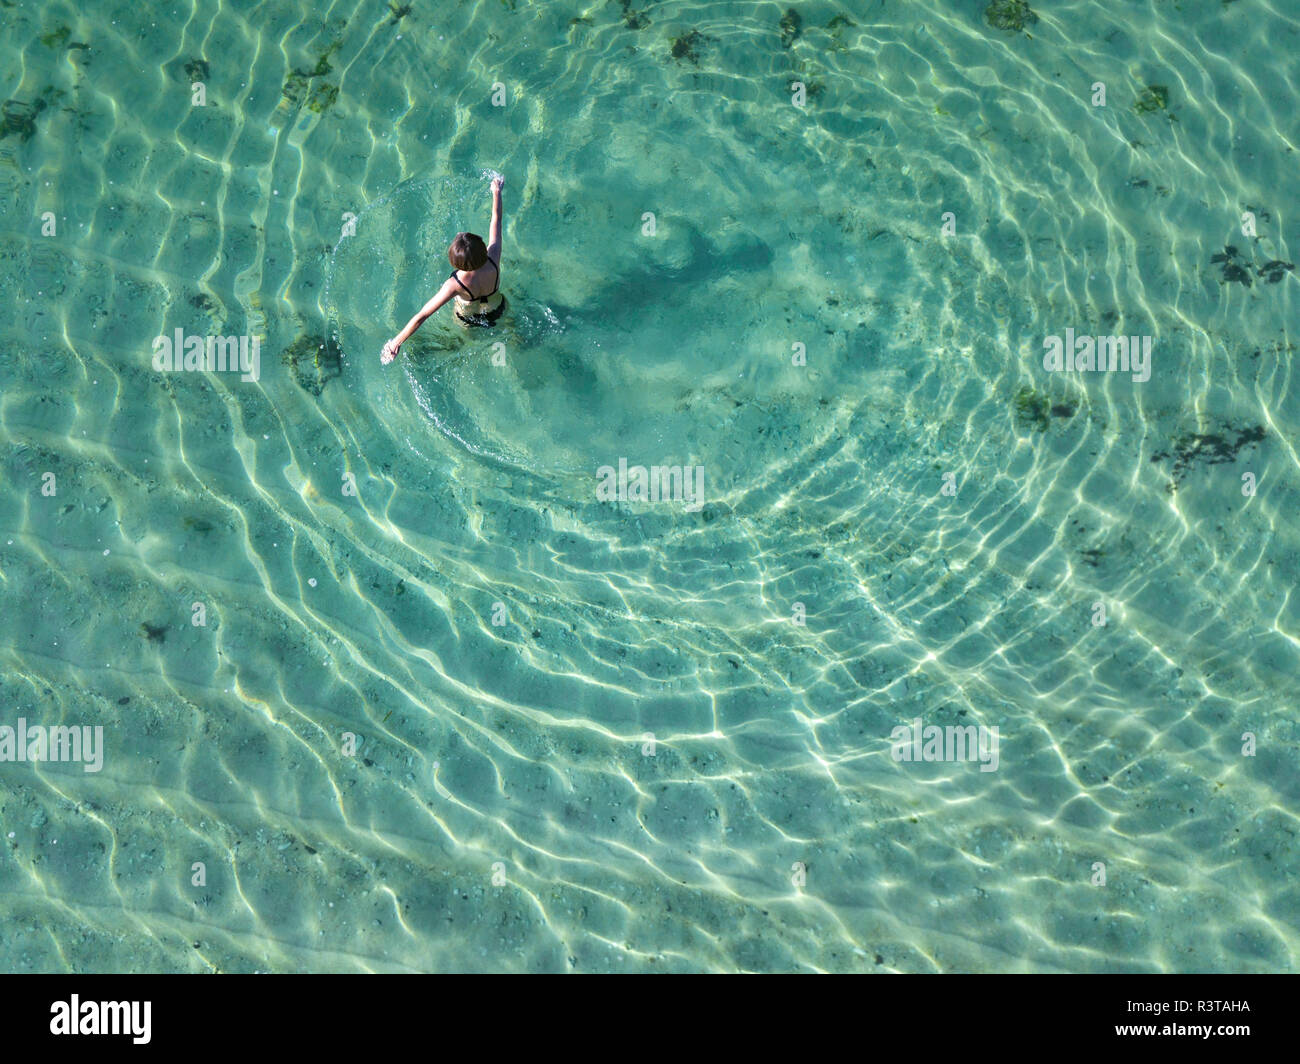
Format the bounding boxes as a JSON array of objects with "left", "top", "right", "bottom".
[{"left": 0, "top": 0, "right": 1297, "bottom": 972}]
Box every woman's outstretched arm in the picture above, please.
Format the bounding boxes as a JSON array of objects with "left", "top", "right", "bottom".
[
  {"left": 381, "top": 278, "right": 458, "bottom": 364},
  {"left": 487, "top": 176, "right": 503, "bottom": 260}
]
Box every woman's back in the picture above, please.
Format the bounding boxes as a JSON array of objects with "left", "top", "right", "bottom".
[{"left": 451, "top": 255, "right": 500, "bottom": 304}]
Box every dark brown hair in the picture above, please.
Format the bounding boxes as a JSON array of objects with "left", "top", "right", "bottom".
[{"left": 448, "top": 232, "right": 488, "bottom": 271}]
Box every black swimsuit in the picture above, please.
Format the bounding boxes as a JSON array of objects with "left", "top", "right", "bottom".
[{"left": 451, "top": 256, "right": 504, "bottom": 325}]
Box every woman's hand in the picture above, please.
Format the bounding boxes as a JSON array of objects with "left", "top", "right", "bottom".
[
  {"left": 490, "top": 175, "right": 504, "bottom": 194},
  {"left": 381, "top": 337, "right": 401, "bottom": 365}
]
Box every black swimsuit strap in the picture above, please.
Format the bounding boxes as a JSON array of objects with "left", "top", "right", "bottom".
[
  {"left": 450, "top": 256, "right": 499, "bottom": 300},
  {"left": 449, "top": 269, "right": 474, "bottom": 298}
]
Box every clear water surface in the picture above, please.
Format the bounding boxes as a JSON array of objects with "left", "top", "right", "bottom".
[{"left": 0, "top": 0, "right": 1297, "bottom": 972}]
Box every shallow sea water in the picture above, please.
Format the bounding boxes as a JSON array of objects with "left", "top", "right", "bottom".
[{"left": 1, "top": 0, "right": 1298, "bottom": 972}]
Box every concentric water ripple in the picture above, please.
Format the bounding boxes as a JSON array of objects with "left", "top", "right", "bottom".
[{"left": 0, "top": 0, "right": 1297, "bottom": 972}]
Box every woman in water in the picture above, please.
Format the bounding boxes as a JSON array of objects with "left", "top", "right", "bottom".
[{"left": 381, "top": 175, "right": 505, "bottom": 364}]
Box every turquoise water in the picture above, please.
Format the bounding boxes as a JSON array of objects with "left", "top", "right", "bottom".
[{"left": 1, "top": 0, "right": 1297, "bottom": 972}]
